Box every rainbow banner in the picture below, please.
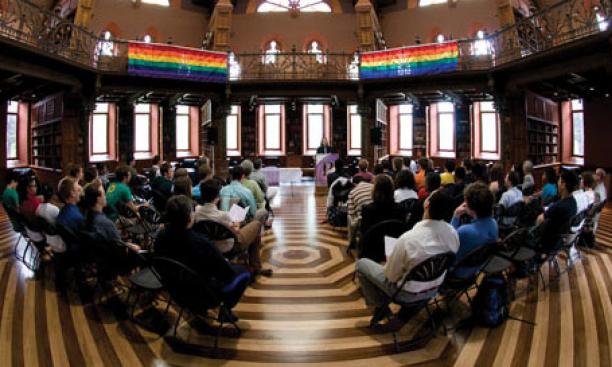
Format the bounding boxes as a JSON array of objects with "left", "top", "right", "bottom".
[
  {"left": 360, "top": 42, "right": 459, "bottom": 80},
  {"left": 128, "top": 42, "right": 227, "bottom": 83}
]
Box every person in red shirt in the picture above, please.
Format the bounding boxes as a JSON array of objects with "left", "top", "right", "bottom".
[{"left": 18, "top": 176, "right": 42, "bottom": 225}]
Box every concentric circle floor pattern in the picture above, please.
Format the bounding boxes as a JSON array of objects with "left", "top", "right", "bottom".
[{"left": 0, "top": 185, "right": 611, "bottom": 366}]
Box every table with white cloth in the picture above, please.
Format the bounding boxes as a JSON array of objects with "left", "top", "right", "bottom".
[{"left": 260, "top": 166, "right": 280, "bottom": 186}]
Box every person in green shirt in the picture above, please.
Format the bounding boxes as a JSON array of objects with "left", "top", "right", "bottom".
[
  {"left": 2, "top": 171, "right": 22, "bottom": 230},
  {"left": 240, "top": 160, "right": 265, "bottom": 209},
  {"left": 106, "top": 165, "right": 145, "bottom": 221}
]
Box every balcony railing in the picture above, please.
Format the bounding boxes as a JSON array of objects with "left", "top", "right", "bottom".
[{"left": 0, "top": 0, "right": 610, "bottom": 81}]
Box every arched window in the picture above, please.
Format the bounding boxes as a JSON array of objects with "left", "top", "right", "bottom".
[
  {"left": 257, "top": 0, "right": 331, "bottom": 13},
  {"left": 96, "top": 31, "right": 115, "bottom": 56},
  {"left": 595, "top": 8, "right": 609, "bottom": 31},
  {"left": 142, "top": 0, "right": 170, "bottom": 6},
  {"left": 307, "top": 40, "right": 325, "bottom": 64},
  {"left": 143, "top": 34, "right": 153, "bottom": 43},
  {"left": 471, "top": 29, "right": 491, "bottom": 56},
  {"left": 436, "top": 33, "right": 445, "bottom": 43},
  {"left": 263, "top": 40, "right": 280, "bottom": 64},
  {"left": 419, "top": 0, "right": 446, "bottom": 6},
  {"left": 228, "top": 52, "right": 241, "bottom": 80}
]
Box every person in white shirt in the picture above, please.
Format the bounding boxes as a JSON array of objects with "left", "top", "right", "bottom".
[
  {"left": 394, "top": 170, "right": 418, "bottom": 203},
  {"left": 36, "top": 184, "right": 60, "bottom": 226},
  {"left": 347, "top": 176, "right": 373, "bottom": 246},
  {"left": 356, "top": 190, "right": 459, "bottom": 326},
  {"left": 572, "top": 188, "right": 590, "bottom": 214},
  {"left": 594, "top": 168, "right": 607, "bottom": 203},
  {"left": 194, "top": 179, "right": 272, "bottom": 276}
]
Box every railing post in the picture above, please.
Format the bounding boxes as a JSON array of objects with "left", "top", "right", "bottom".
[{"left": 291, "top": 45, "right": 297, "bottom": 79}]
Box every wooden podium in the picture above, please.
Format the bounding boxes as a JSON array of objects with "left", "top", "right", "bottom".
[{"left": 315, "top": 153, "right": 338, "bottom": 195}]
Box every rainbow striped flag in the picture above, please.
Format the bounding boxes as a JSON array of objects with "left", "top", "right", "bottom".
[
  {"left": 128, "top": 42, "right": 227, "bottom": 83},
  {"left": 360, "top": 42, "right": 459, "bottom": 80}
]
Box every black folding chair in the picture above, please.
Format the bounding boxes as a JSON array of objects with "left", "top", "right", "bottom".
[
  {"left": 390, "top": 252, "right": 456, "bottom": 352},
  {"left": 152, "top": 257, "right": 244, "bottom": 354},
  {"left": 192, "top": 220, "right": 244, "bottom": 261},
  {"left": 359, "top": 220, "right": 409, "bottom": 263},
  {"left": 496, "top": 201, "right": 525, "bottom": 237}
]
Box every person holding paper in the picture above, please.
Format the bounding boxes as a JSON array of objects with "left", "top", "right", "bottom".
[
  {"left": 195, "top": 180, "right": 272, "bottom": 276},
  {"left": 356, "top": 190, "right": 459, "bottom": 326},
  {"left": 220, "top": 166, "right": 268, "bottom": 223}
]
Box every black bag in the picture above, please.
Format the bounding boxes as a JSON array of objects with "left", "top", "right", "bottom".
[{"left": 472, "top": 274, "right": 510, "bottom": 328}]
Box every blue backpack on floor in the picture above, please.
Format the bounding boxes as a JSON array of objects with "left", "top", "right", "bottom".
[{"left": 473, "top": 274, "right": 510, "bottom": 328}]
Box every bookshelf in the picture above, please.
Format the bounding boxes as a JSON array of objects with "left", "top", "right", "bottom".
[
  {"left": 31, "top": 93, "right": 63, "bottom": 169},
  {"left": 525, "top": 92, "right": 559, "bottom": 165}
]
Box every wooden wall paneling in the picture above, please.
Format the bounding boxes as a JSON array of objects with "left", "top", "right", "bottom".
[
  {"left": 211, "top": 101, "right": 229, "bottom": 178},
  {"left": 455, "top": 104, "right": 471, "bottom": 161},
  {"left": 240, "top": 103, "right": 257, "bottom": 158},
  {"left": 332, "top": 104, "right": 347, "bottom": 158},
  {"left": 117, "top": 101, "right": 134, "bottom": 163},
  {"left": 412, "top": 105, "right": 426, "bottom": 159},
  {"left": 161, "top": 102, "right": 176, "bottom": 162}
]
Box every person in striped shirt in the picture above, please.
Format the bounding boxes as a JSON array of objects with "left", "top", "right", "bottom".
[{"left": 347, "top": 176, "right": 373, "bottom": 246}]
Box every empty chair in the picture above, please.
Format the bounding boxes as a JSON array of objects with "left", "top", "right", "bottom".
[{"left": 359, "top": 219, "right": 409, "bottom": 263}]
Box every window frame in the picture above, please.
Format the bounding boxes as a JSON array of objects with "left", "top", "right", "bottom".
[
  {"left": 134, "top": 103, "right": 152, "bottom": 154},
  {"left": 258, "top": 104, "right": 286, "bottom": 156},
  {"left": 570, "top": 99, "right": 584, "bottom": 158},
  {"left": 437, "top": 102, "right": 455, "bottom": 153},
  {"left": 479, "top": 102, "right": 499, "bottom": 154},
  {"left": 90, "top": 103, "right": 110, "bottom": 156},
  {"left": 347, "top": 104, "right": 362, "bottom": 156},
  {"left": 6, "top": 101, "right": 18, "bottom": 161},
  {"left": 419, "top": 0, "right": 447, "bottom": 7},
  {"left": 175, "top": 105, "right": 191, "bottom": 154},
  {"left": 303, "top": 104, "right": 331, "bottom": 156},
  {"left": 226, "top": 105, "right": 241, "bottom": 157}
]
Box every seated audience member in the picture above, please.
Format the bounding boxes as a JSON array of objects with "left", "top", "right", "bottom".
[
  {"left": 392, "top": 157, "right": 404, "bottom": 178},
  {"left": 251, "top": 158, "right": 278, "bottom": 201},
  {"left": 414, "top": 158, "right": 429, "bottom": 190},
  {"left": 155, "top": 195, "right": 249, "bottom": 313},
  {"left": 450, "top": 183, "right": 498, "bottom": 278},
  {"left": 539, "top": 168, "right": 558, "bottom": 205},
  {"left": 82, "top": 166, "right": 100, "bottom": 193},
  {"left": 594, "top": 168, "right": 607, "bottom": 203},
  {"left": 394, "top": 169, "right": 418, "bottom": 203},
  {"left": 240, "top": 160, "right": 266, "bottom": 209},
  {"left": 82, "top": 183, "right": 141, "bottom": 253},
  {"left": 106, "top": 165, "right": 143, "bottom": 221},
  {"left": 488, "top": 164, "right": 505, "bottom": 202},
  {"left": 537, "top": 171, "right": 578, "bottom": 251},
  {"left": 2, "top": 170, "right": 20, "bottom": 212},
  {"left": 382, "top": 160, "right": 394, "bottom": 177},
  {"left": 356, "top": 190, "right": 459, "bottom": 325},
  {"left": 373, "top": 163, "right": 384, "bottom": 176},
  {"left": 56, "top": 177, "right": 84, "bottom": 232},
  {"left": 173, "top": 176, "right": 193, "bottom": 199},
  {"left": 174, "top": 167, "right": 189, "bottom": 179},
  {"left": 581, "top": 171, "right": 600, "bottom": 206},
  {"left": 152, "top": 163, "right": 174, "bottom": 199},
  {"left": 404, "top": 156, "right": 418, "bottom": 173},
  {"left": 18, "top": 176, "right": 42, "bottom": 224},
  {"left": 572, "top": 175, "right": 590, "bottom": 214},
  {"left": 36, "top": 184, "right": 60, "bottom": 226},
  {"left": 440, "top": 160, "right": 456, "bottom": 186},
  {"left": 471, "top": 163, "right": 487, "bottom": 184},
  {"left": 445, "top": 166, "right": 466, "bottom": 199},
  {"left": 151, "top": 155, "right": 162, "bottom": 177},
  {"left": 191, "top": 164, "right": 212, "bottom": 200},
  {"left": 220, "top": 166, "right": 267, "bottom": 222},
  {"left": 522, "top": 160, "right": 535, "bottom": 193},
  {"left": 360, "top": 175, "right": 402, "bottom": 236},
  {"left": 125, "top": 154, "right": 139, "bottom": 184},
  {"left": 58, "top": 163, "right": 83, "bottom": 190},
  {"left": 354, "top": 159, "right": 375, "bottom": 183},
  {"left": 462, "top": 159, "right": 474, "bottom": 184},
  {"left": 499, "top": 171, "right": 522, "bottom": 208},
  {"left": 417, "top": 172, "right": 441, "bottom": 200},
  {"left": 96, "top": 163, "right": 110, "bottom": 189},
  {"left": 194, "top": 180, "right": 271, "bottom": 276},
  {"left": 347, "top": 176, "right": 374, "bottom": 244},
  {"left": 327, "top": 159, "right": 347, "bottom": 187}
]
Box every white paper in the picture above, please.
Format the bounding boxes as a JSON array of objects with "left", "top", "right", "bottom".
[
  {"left": 384, "top": 236, "right": 398, "bottom": 258},
  {"left": 229, "top": 204, "right": 249, "bottom": 223}
]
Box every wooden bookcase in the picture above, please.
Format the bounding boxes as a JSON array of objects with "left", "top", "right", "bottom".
[
  {"left": 31, "top": 93, "right": 63, "bottom": 169},
  {"left": 525, "top": 92, "right": 559, "bottom": 165}
]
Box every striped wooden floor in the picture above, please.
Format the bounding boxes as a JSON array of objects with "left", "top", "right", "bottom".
[{"left": 0, "top": 185, "right": 611, "bottom": 366}]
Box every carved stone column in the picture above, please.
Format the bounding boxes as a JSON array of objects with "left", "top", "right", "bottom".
[
  {"left": 354, "top": 0, "right": 382, "bottom": 51},
  {"left": 208, "top": 0, "right": 234, "bottom": 51},
  {"left": 160, "top": 101, "right": 177, "bottom": 162},
  {"left": 210, "top": 99, "right": 230, "bottom": 178},
  {"left": 74, "top": 0, "right": 96, "bottom": 29}
]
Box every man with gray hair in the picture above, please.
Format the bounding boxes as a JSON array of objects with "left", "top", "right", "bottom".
[
  {"left": 240, "top": 159, "right": 266, "bottom": 209},
  {"left": 595, "top": 168, "right": 608, "bottom": 203},
  {"left": 248, "top": 158, "right": 278, "bottom": 202}
]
